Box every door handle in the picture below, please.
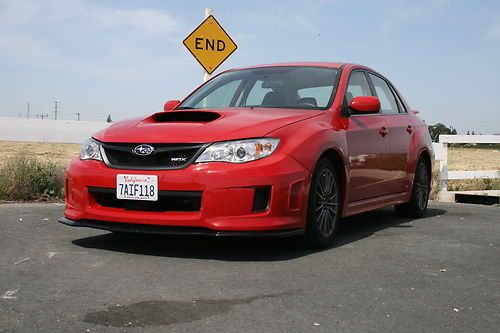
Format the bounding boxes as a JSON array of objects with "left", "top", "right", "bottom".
[
  {"left": 406, "top": 125, "right": 413, "bottom": 134},
  {"left": 379, "top": 126, "right": 389, "bottom": 137}
]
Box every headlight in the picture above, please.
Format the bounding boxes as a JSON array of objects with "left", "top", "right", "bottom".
[
  {"left": 195, "top": 138, "right": 279, "bottom": 163},
  {"left": 80, "top": 138, "right": 103, "bottom": 161}
]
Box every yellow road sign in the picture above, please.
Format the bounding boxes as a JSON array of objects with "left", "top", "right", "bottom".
[{"left": 183, "top": 15, "right": 237, "bottom": 75}]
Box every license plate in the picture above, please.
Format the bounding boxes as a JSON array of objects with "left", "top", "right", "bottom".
[{"left": 116, "top": 174, "right": 158, "bottom": 201}]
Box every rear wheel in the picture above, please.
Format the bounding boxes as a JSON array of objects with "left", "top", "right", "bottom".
[
  {"left": 395, "top": 158, "right": 430, "bottom": 217},
  {"left": 304, "top": 158, "right": 340, "bottom": 249}
]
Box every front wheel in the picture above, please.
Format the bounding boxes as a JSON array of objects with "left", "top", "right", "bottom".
[
  {"left": 395, "top": 158, "right": 430, "bottom": 218},
  {"left": 304, "top": 159, "right": 340, "bottom": 249}
]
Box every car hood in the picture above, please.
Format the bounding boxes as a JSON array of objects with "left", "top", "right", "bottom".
[{"left": 93, "top": 108, "right": 323, "bottom": 143}]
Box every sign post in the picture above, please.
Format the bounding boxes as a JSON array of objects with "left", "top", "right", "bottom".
[
  {"left": 183, "top": 9, "right": 237, "bottom": 82},
  {"left": 203, "top": 8, "right": 213, "bottom": 82}
]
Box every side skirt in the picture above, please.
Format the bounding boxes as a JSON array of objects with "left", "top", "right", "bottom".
[{"left": 342, "top": 191, "right": 410, "bottom": 218}]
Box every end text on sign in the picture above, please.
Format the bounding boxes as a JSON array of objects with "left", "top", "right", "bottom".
[{"left": 195, "top": 38, "right": 226, "bottom": 51}]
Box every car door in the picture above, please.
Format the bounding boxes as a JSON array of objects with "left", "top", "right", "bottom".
[
  {"left": 367, "top": 73, "right": 411, "bottom": 194},
  {"left": 344, "top": 70, "right": 391, "bottom": 202}
]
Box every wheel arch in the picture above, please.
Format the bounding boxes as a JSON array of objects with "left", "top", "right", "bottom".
[
  {"left": 418, "top": 148, "right": 433, "bottom": 186},
  {"left": 317, "top": 148, "right": 348, "bottom": 216}
]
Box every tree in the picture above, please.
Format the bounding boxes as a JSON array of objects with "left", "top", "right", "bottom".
[
  {"left": 428, "top": 123, "right": 457, "bottom": 142},
  {"left": 106, "top": 114, "right": 112, "bottom": 123},
  {"left": 466, "top": 130, "right": 470, "bottom": 135}
]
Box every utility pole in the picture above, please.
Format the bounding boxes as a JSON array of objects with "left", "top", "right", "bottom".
[
  {"left": 27, "top": 102, "right": 30, "bottom": 119},
  {"left": 76, "top": 113, "right": 80, "bottom": 121},
  {"left": 54, "top": 101, "right": 59, "bottom": 120}
]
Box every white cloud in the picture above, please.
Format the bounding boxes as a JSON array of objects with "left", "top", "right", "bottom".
[
  {"left": 0, "top": 0, "right": 182, "bottom": 37},
  {"left": 0, "top": 33, "right": 61, "bottom": 66},
  {"left": 236, "top": 1, "right": 332, "bottom": 35},
  {"left": 0, "top": 0, "right": 185, "bottom": 79},
  {"left": 485, "top": 19, "right": 500, "bottom": 41},
  {"left": 0, "top": 0, "right": 38, "bottom": 26},
  {"left": 58, "top": 4, "right": 181, "bottom": 38},
  {"left": 378, "top": 0, "right": 452, "bottom": 33}
]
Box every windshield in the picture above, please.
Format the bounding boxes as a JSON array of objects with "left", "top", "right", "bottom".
[{"left": 178, "top": 66, "right": 340, "bottom": 110}]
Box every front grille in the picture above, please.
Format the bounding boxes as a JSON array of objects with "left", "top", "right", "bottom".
[
  {"left": 101, "top": 142, "right": 205, "bottom": 170},
  {"left": 89, "top": 187, "right": 202, "bottom": 212}
]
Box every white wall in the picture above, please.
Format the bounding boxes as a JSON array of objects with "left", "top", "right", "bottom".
[{"left": 0, "top": 117, "right": 111, "bottom": 144}]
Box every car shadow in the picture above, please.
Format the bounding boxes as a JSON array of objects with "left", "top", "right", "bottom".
[{"left": 71, "top": 207, "right": 447, "bottom": 262}]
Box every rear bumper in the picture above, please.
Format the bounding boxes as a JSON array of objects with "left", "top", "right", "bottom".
[{"left": 58, "top": 217, "right": 304, "bottom": 237}]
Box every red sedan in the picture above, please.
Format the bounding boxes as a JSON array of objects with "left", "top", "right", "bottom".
[{"left": 60, "top": 62, "right": 434, "bottom": 248}]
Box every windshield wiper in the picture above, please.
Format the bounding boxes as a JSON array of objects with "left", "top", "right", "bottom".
[{"left": 175, "top": 106, "right": 197, "bottom": 110}]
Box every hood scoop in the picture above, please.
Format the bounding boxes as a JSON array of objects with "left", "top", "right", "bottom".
[{"left": 152, "top": 111, "right": 221, "bottom": 123}]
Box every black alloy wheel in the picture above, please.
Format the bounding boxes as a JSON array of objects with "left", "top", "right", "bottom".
[
  {"left": 305, "top": 158, "right": 340, "bottom": 249},
  {"left": 395, "top": 158, "right": 430, "bottom": 218}
]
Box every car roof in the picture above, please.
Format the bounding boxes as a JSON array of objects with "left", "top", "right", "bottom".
[{"left": 224, "top": 62, "right": 376, "bottom": 74}]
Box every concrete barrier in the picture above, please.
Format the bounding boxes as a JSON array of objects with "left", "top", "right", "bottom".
[{"left": 0, "top": 117, "right": 111, "bottom": 144}]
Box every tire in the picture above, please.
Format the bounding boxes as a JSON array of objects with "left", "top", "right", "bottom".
[
  {"left": 304, "top": 158, "right": 341, "bottom": 249},
  {"left": 395, "top": 158, "right": 430, "bottom": 218}
]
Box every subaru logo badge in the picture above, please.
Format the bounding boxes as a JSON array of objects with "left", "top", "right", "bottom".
[{"left": 133, "top": 144, "right": 154, "bottom": 156}]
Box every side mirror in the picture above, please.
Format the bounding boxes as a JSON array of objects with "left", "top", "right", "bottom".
[
  {"left": 349, "top": 96, "right": 380, "bottom": 114},
  {"left": 164, "top": 100, "right": 180, "bottom": 112}
]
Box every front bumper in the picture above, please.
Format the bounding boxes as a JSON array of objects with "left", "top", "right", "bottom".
[{"left": 63, "top": 151, "right": 310, "bottom": 233}]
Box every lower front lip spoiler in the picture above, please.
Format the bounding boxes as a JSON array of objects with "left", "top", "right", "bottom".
[{"left": 58, "top": 217, "right": 304, "bottom": 238}]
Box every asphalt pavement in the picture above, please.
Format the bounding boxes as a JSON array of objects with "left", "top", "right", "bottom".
[{"left": 0, "top": 202, "right": 498, "bottom": 332}]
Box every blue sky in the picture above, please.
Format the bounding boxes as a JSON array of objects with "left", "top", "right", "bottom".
[{"left": 0, "top": 0, "right": 499, "bottom": 133}]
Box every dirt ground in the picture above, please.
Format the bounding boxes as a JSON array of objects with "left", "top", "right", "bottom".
[{"left": 0, "top": 141, "right": 499, "bottom": 171}]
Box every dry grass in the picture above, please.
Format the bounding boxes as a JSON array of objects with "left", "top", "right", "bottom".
[
  {"left": 0, "top": 151, "right": 65, "bottom": 201},
  {"left": 2, "top": 142, "right": 498, "bottom": 170},
  {"left": 447, "top": 178, "right": 499, "bottom": 191},
  {"left": 0, "top": 141, "right": 80, "bottom": 167},
  {"left": 448, "top": 147, "right": 500, "bottom": 171},
  {"left": 432, "top": 146, "right": 500, "bottom": 195},
  {"left": 1, "top": 141, "right": 498, "bottom": 198}
]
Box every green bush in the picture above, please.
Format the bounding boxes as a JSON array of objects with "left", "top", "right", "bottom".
[{"left": 0, "top": 151, "right": 65, "bottom": 201}]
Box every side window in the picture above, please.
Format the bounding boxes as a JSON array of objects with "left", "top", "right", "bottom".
[
  {"left": 368, "top": 74, "right": 399, "bottom": 114},
  {"left": 345, "top": 71, "right": 371, "bottom": 105},
  {"left": 391, "top": 86, "right": 407, "bottom": 113}
]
